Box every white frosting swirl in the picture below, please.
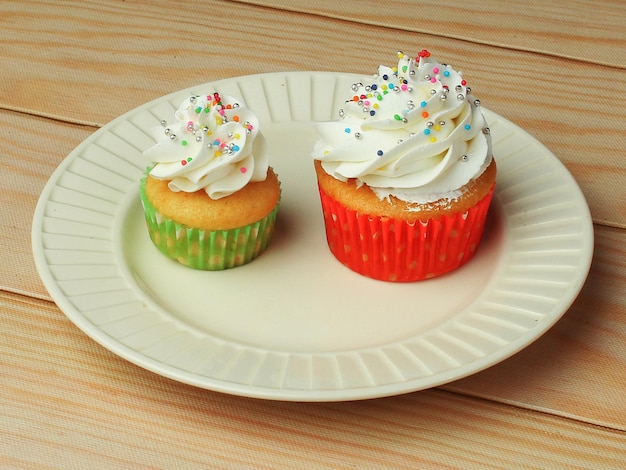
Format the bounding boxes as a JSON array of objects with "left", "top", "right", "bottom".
[
  {"left": 144, "top": 91, "right": 269, "bottom": 199},
  {"left": 312, "top": 50, "right": 493, "bottom": 204}
]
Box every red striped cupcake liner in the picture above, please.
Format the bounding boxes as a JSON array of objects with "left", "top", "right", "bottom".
[{"left": 317, "top": 184, "right": 495, "bottom": 282}]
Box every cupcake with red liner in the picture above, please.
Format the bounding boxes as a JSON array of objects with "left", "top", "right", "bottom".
[
  {"left": 312, "top": 49, "right": 496, "bottom": 282},
  {"left": 140, "top": 90, "right": 280, "bottom": 270}
]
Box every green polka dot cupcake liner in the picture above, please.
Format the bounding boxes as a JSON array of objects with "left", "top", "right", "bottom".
[
  {"left": 139, "top": 175, "right": 279, "bottom": 271},
  {"left": 317, "top": 184, "right": 495, "bottom": 282}
]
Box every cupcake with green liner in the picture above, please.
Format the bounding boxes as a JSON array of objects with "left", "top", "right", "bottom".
[
  {"left": 312, "top": 49, "right": 496, "bottom": 282},
  {"left": 140, "top": 90, "right": 280, "bottom": 270}
]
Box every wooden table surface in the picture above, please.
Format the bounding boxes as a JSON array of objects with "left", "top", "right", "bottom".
[{"left": 2, "top": 0, "right": 625, "bottom": 468}]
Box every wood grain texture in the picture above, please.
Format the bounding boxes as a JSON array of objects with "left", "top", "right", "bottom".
[
  {"left": 1, "top": 292, "right": 625, "bottom": 469},
  {"left": 1, "top": 1, "right": 624, "bottom": 228},
  {"left": 237, "top": 0, "right": 626, "bottom": 68},
  {"left": 444, "top": 225, "right": 626, "bottom": 431},
  {"left": 0, "top": 110, "right": 94, "bottom": 299},
  {"left": 1, "top": 0, "right": 625, "bottom": 467},
  {"left": 2, "top": 96, "right": 625, "bottom": 432}
]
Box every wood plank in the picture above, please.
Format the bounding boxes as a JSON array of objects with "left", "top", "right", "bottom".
[
  {"left": 1, "top": 1, "right": 624, "bottom": 227},
  {"left": 2, "top": 1, "right": 626, "bottom": 468},
  {"left": 444, "top": 225, "right": 626, "bottom": 431},
  {"left": 1, "top": 97, "right": 623, "bottom": 284},
  {"left": 3, "top": 103, "right": 625, "bottom": 430},
  {"left": 1, "top": 291, "right": 625, "bottom": 469},
  {"left": 1, "top": 91, "right": 623, "bottom": 298},
  {"left": 0, "top": 110, "right": 94, "bottom": 299},
  {"left": 237, "top": 0, "right": 626, "bottom": 68}
]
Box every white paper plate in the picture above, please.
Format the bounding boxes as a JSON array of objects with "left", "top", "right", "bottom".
[{"left": 32, "top": 72, "right": 593, "bottom": 401}]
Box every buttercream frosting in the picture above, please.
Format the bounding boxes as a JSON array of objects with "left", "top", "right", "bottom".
[
  {"left": 144, "top": 91, "right": 268, "bottom": 199},
  {"left": 312, "top": 50, "right": 493, "bottom": 205}
]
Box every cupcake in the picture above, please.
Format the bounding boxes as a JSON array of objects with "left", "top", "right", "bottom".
[
  {"left": 140, "top": 90, "right": 280, "bottom": 270},
  {"left": 312, "top": 49, "right": 496, "bottom": 282}
]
